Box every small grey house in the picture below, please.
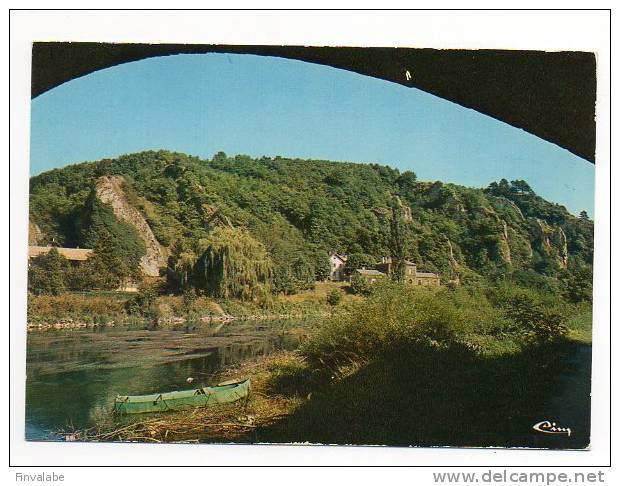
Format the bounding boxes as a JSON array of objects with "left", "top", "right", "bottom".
[{"left": 351, "top": 268, "right": 387, "bottom": 284}]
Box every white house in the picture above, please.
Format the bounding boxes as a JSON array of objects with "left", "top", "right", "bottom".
[{"left": 329, "top": 253, "right": 347, "bottom": 281}]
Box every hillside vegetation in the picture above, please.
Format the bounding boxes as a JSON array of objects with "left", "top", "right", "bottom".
[{"left": 29, "top": 150, "right": 593, "bottom": 301}]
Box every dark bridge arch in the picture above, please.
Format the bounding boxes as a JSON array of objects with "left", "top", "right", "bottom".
[{"left": 31, "top": 43, "right": 596, "bottom": 163}]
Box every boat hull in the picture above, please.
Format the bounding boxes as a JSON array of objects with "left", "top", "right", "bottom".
[{"left": 113, "top": 379, "right": 251, "bottom": 414}]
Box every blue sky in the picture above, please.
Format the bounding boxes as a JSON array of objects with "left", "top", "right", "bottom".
[{"left": 30, "top": 53, "right": 594, "bottom": 216}]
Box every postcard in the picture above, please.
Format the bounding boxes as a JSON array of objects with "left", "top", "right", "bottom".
[{"left": 10, "top": 11, "right": 611, "bottom": 473}]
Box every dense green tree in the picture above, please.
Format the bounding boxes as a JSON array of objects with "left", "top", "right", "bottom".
[
  {"left": 86, "top": 232, "right": 139, "bottom": 289},
  {"left": 309, "top": 248, "right": 331, "bottom": 281},
  {"left": 272, "top": 266, "right": 297, "bottom": 295},
  {"left": 65, "top": 262, "right": 97, "bottom": 290},
  {"left": 342, "top": 253, "right": 376, "bottom": 278},
  {"left": 77, "top": 190, "right": 145, "bottom": 276},
  {"left": 395, "top": 170, "right": 417, "bottom": 197},
  {"left": 510, "top": 179, "right": 534, "bottom": 194},
  {"left": 505, "top": 294, "right": 568, "bottom": 343},
  {"left": 559, "top": 266, "right": 592, "bottom": 303},
  {"left": 213, "top": 151, "right": 227, "bottom": 162},
  {"left": 291, "top": 256, "right": 315, "bottom": 290},
  {"left": 28, "top": 248, "right": 68, "bottom": 295},
  {"left": 273, "top": 255, "right": 316, "bottom": 294}
]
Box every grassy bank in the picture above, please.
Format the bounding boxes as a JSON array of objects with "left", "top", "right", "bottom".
[{"left": 27, "top": 282, "right": 352, "bottom": 329}]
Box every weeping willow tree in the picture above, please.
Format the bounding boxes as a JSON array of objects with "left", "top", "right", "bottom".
[
  {"left": 166, "top": 240, "right": 198, "bottom": 293},
  {"left": 194, "top": 227, "right": 272, "bottom": 301}
]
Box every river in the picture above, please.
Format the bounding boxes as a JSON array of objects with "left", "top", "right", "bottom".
[{"left": 25, "top": 320, "right": 308, "bottom": 440}]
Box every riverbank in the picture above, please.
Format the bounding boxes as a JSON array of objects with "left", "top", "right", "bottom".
[
  {"left": 62, "top": 351, "right": 307, "bottom": 443},
  {"left": 63, "top": 337, "right": 592, "bottom": 448},
  {"left": 26, "top": 312, "right": 329, "bottom": 332},
  {"left": 27, "top": 281, "right": 351, "bottom": 331}
]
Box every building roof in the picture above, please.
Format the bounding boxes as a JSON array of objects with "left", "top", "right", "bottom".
[
  {"left": 355, "top": 269, "right": 386, "bottom": 276},
  {"left": 330, "top": 253, "right": 347, "bottom": 262},
  {"left": 28, "top": 246, "right": 93, "bottom": 261},
  {"left": 416, "top": 271, "right": 439, "bottom": 278},
  {"left": 379, "top": 257, "right": 416, "bottom": 266}
]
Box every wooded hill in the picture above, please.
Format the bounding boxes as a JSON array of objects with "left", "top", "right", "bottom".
[{"left": 29, "top": 150, "right": 593, "bottom": 298}]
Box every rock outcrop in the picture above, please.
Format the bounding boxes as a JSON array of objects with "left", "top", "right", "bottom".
[
  {"left": 530, "top": 218, "right": 568, "bottom": 269},
  {"left": 95, "top": 176, "right": 167, "bottom": 276},
  {"left": 28, "top": 221, "right": 43, "bottom": 245},
  {"left": 494, "top": 196, "right": 525, "bottom": 220},
  {"left": 552, "top": 226, "right": 569, "bottom": 268},
  {"left": 532, "top": 218, "right": 553, "bottom": 252},
  {"left": 394, "top": 196, "right": 413, "bottom": 222},
  {"left": 427, "top": 182, "right": 465, "bottom": 213},
  {"left": 499, "top": 220, "right": 512, "bottom": 264}
]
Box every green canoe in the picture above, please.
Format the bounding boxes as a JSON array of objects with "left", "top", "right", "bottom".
[{"left": 113, "top": 379, "right": 251, "bottom": 415}]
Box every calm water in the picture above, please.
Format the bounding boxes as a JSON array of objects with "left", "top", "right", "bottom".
[{"left": 25, "top": 320, "right": 307, "bottom": 440}]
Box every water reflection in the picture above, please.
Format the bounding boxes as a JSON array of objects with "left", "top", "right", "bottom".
[{"left": 25, "top": 320, "right": 307, "bottom": 440}]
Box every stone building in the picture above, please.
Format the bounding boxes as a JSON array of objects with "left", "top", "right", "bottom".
[
  {"left": 412, "top": 271, "right": 441, "bottom": 287},
  {"left": 352, "top": 268, "right": 387, "bottom": 284},
  {"left": 374, "top": 256, "right": 440, "bottom": 286}
]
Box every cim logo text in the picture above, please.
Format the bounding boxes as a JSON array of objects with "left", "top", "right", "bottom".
[{"left": 533, "top": 420, "right": 572, "bottom": 436}]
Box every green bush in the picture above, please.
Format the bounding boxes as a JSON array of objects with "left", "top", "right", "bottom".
[
  {"left": 326, "top": 289, "right": 342, "bottom": 306},
  {"left": 126, "top": 288, "right": 158, "bottom": 316},
  {"left": 302, "top": 282, "right": 483, "bottom": 372},
  {"left": 182, "top": 288, "right": 197, "bottom": 312},
  {"left": 505, "top": 294, "right": 568, "bottom": 343},
  {"left": 28, "top": 248, "right": 69, "bottom": 295},
  {"left": 349, "top": 274, "right": 373, "bottom": 296}
]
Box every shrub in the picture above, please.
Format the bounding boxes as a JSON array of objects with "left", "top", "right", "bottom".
[
  {"left": 505, "top": 294, "right": 568, "bottom": 343},
  {"left": 349, "top": 274, "right": 372, "bottom": 296},
  {"left": 326, "top": 289, "right": 342, "bottom": 306},
  {"left": 126, "top": 288, "right": 158, "bottom": 316},
  {"left": 182, "top": 288, "right": 197, "bottom": 312},
  {"left": 302, "top": 282, "right": 476, "bottom": 372}
]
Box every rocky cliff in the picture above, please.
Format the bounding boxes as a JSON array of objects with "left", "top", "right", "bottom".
[{"left": 95, "top": 176, "right": 167, "bottom": 276}]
